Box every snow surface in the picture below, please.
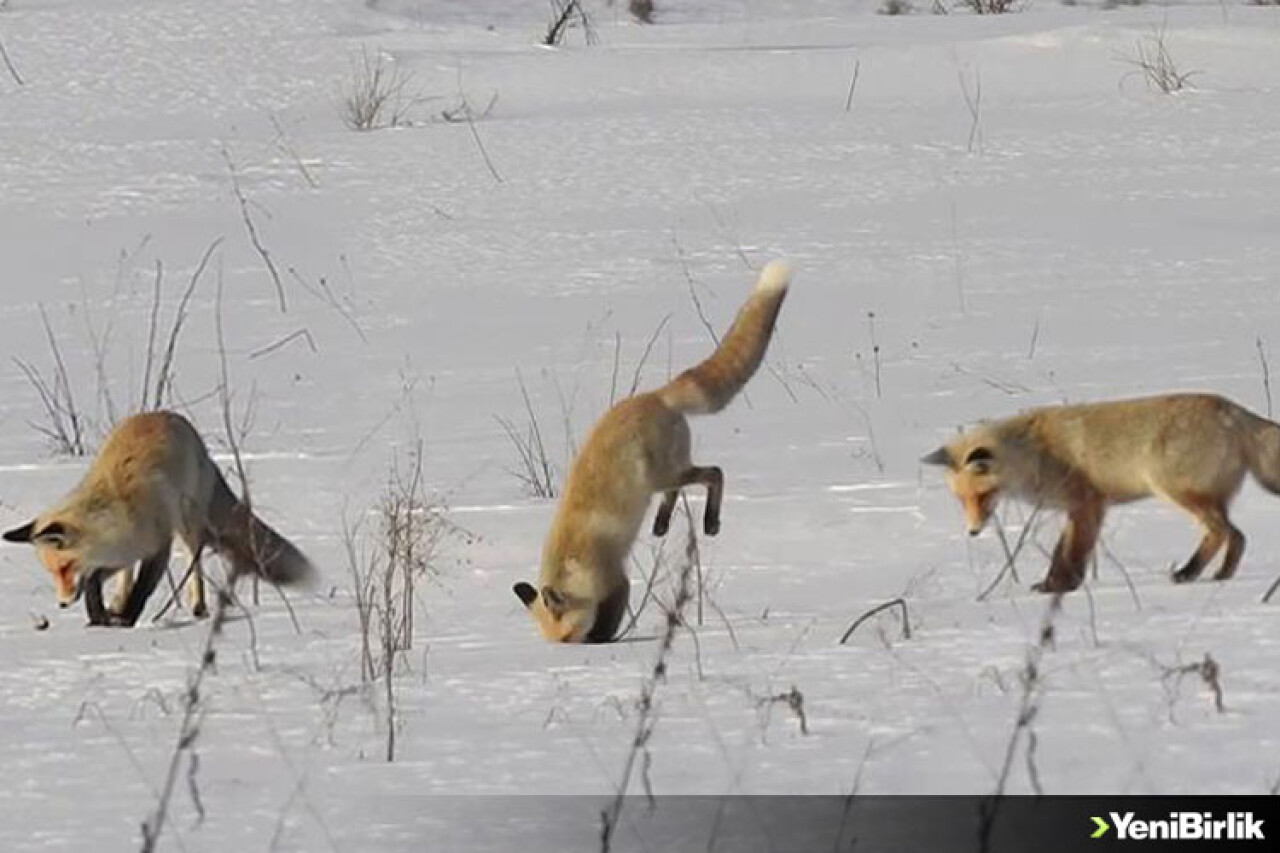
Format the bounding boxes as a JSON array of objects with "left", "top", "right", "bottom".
[{"left": 1, "top": 0, "right": 1280, "bottom": 849}]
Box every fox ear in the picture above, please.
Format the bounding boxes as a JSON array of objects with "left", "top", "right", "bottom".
[
  {"left": 2, "top": 520, "right": 36, "bottom": 544},
  {"left": 513, "top": 582, "right": 538, "bottom": 608},
  {"left": 33, "top": 521, "right": 74, "bottom": 548},
  {"left": 962, "top": 446, "right": 994, "bottom": 472},
  {"left": 920, "top": 447, "right": 952, "bottom": 468}
]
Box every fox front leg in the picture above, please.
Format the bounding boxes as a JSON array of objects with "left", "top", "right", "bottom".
[
  {"left": 653, "top": 490, "right": 679, "bottom": 536},
  {"left": 117, "top": 545, "right": 172, "bottom": 627},
  {"left": 1032, "top": 501, "right": 1103, "bottom": 594},
  {"left": 83, "top": 573, "right": 110, "bottom": 627}
]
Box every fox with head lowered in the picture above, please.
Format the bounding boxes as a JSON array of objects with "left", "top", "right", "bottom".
[
  {"left": 514, "top": 261, "right": 792, "bottom": 643},
  {"left": 4, "top": 411, "right": 315, "bottom": 625},
  {"left": 924, "top": 393, "right": 1280, "bottom": 593}
]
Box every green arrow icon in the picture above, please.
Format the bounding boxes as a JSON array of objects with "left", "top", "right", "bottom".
[{"left": 1091, "top": 816, "right": 1110, "bottom": 839}]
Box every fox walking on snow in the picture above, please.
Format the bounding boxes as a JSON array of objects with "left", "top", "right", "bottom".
[
  {"left": 513, "top": 261, "right": 792, "bottom": 643},
  {"left": 4, "top": 411, "right": 315, "bottom": 626},
  {"left": 923, "top": 393, "right": 1280, "bottom": 593}
]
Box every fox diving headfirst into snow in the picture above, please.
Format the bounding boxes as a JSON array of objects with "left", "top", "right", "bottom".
[
  {"left": 4, "top": 411, "right": 315, "bottom": 627},
  {"left": 513, "top": 261, "right": 792, "bottom": 643},
  {"left": 923, "top": 393, "right": 1280, "bottom": 594}
]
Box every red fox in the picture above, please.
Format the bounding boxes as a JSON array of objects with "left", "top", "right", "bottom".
[
  {"left": 923, "top": 393, "right": 1280, "bottom": 593},
  {"left": 513, "top": 261, "right": 792, "bottom": 642},
  {"left": 3, "top": 411, "right": 315, "bottom": 626}
]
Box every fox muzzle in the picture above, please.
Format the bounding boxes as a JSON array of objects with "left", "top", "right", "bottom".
[{"left": 58, "top": 575, "right": 86, "bottom": 608}]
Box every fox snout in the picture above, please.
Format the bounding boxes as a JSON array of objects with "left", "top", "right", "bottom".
[{"left": 53, "top": 566, "right": 84, "bottom": 608}]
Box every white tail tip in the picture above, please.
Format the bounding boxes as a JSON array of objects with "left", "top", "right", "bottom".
[{"left": 754, "top": 260, "right": 792, "bottom": 294}]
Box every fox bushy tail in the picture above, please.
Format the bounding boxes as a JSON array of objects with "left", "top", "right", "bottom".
[
  {"left": 657, "top": 260, "right": 791, "bottom": 415},
  {"left": 1242, "top": 409, "right": 1280, "bottom": 494},
  {"left": 207, "top": 474, "right": 315, "bottom": 587}
]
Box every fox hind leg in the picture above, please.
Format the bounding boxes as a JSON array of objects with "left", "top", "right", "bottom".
[
  {"left": 1169, "top": 496, "right": 1242, "bottom": 583},
  {"left": 680, "top": 466, "right": 724, "bottom": 536},
  {"left": 1213, "top": 523, "right": 1246, "bottom": 580}
]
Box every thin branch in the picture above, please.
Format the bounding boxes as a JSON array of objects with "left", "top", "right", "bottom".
[
  {"left": 628, "top": 314, "right": 672, "bottom": 397},
  {"left": 978, "top": 593, "right": 1063, "bottom": 851},
  {"left": 839, "top": 598, "right": 911, "bottom": 644},
  {"left": 1258, "top": 336, "right": 1273, "bottom": 419},
  {"left": 600, "top": 516, "right": 698, "bottom": 852},
  {"left": 223, "top": 148, "right": 287, "bottom": 312},
  {"left": 843, "top": 58, "right": 861, "bottom": 113},
  {"left": 248, "top": 328, "right": 318, "bottom": 360},
  {"left": 139, "top": 590, "right": 231, "bottom": 852},
  {"left": 153, "top": 238, "right": 224, "bottom": 409},
  {"left": 0, "top": 27, "right": 23, "bottom": 86},
  {"left": 976, "top": 506, "right": 1042, "bottom": 602}
]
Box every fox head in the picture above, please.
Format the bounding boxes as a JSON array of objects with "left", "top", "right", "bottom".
[
  {"left": 512, "top": 581, "right": 597, "bottom": 644},
  {"left": 3, "top": 518, "right": 90, "bottom": 606},
  {"left": 922, "top": 443, "right": 1000, "bottom": 536}
]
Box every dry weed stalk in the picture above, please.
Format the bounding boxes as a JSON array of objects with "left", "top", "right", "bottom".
[
  {"left": 978, "top": 592, "right": 1063, "bottom": 850},
  {"left": 495, "top": 370, "right": 557, "bottom": 498},
  {"left": 346, "top": 446, "right": 460, "bottom": 761},
  {"left": 1122, "top": 25, "right": 1199, "bottom": 94},
  {"left": 15, "top": 305, "right": 86, "bottom": 455},
  {"left": 599, "top": 516, "right": 698, "bottom": 852},
  {"left": 341, "top": 47, "right": 424, "bottom": 131}
]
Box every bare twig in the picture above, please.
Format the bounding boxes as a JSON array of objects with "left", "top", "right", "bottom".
[
  {"left": 628, "top": 314, "right": 672, "bottom": 396},
  {"left": 1159, "top": 652, "right": 1225, "bottom": 714},
  {"left": 756, "top": 686, "right": 810, "bottom": 736},
  {"left": 599, "top": 516, "right": 698, "bottom": 852},
  {"left": 340, "top": 47, "right": 424, "bottom": 131},
  {"left": 447, "top": 86, "right": 503, "bottom": 184},
  {"left": 839, "top": 597, "right": 911, "bottom": 644},
  {"left": 1264, "top": 572, "right": 1280, "bottom": 604},
  {"left": 140, "top": 261, "right": 164, "bottom": 411},
  {"left": 978, "top": 593, "right": 1063, "bottom": 851},
  {"left": 16, "top": 305, "right": 87, "bottom": 455},
  {"left": 495, "top": 369, "right": 556, "bottom": 498},
  {"left": 152, "top": 239, "right": 223, "bottom": 409},
  {"left": 866, "top": 311, "right": 882, "bottom": 399},
  {"left": 976, "top": 506, "right": 1042, "bottom": 601},
  {"left": 1121, "top": 23, "right": 1200, "bottom": 94},
  {"left": 248, "top": 328, "right": 318, "bottom": 360},
  {"left": 0, "top": 26, "right": 23, "bottom": 86},
  {"left": 959, "top": 66, "right": 983, "bottom": 155},
  {"left": 544, "top": 0, "right": 595, "bottom": 47},
  {"left": 270, "top": 113, "right": 319, "bottom": 188},
  {"left": 139, "top": 589, "right": 231, "bottom": 853},
  {"left": 843, "top": 59, "right": 861, "bottom": 113},
  {"left": 963, "top": 0, "right": 1017, "bottom": 12},
  {"left": 223, "top": 148, "right": 287, "bottom": 312},
  {"left": 1258, "top": 336, "right": 1273, "bottom": 419}
]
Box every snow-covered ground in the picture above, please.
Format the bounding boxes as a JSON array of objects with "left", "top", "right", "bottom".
[{"left": 1, "top": 0, "right": 1279, "bottom": 849}]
